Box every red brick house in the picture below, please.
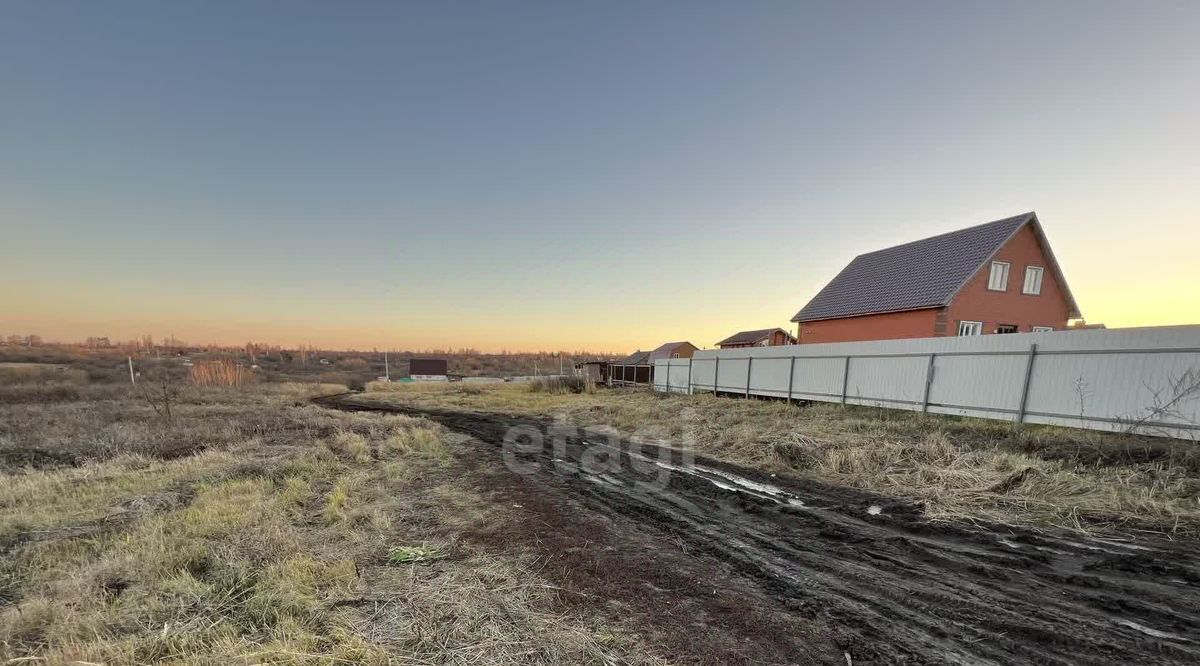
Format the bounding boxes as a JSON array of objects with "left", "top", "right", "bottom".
[
  {"left": 791, "top": 212, "right": 1080, "bottom": 344},
  {"left": 716, "top": 328, "right": 798, "bottom": 349}
]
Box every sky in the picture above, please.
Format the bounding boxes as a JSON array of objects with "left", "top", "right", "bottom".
[{"left": 2, "top": 1, "right": 1198, "bottom": 352}]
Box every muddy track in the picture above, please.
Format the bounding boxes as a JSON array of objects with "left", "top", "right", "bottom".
[{"left": 320, "top": 395, "right": 1200, "bottom": 665}]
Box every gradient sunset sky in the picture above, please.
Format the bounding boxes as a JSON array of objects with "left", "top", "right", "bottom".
[{"left": 3, "top": 1, "right": 1198, "bottom": 352}]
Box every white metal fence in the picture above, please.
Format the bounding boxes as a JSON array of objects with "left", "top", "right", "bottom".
[{"left": 654, "top": 325, "right": 1200, "bottom": 439}]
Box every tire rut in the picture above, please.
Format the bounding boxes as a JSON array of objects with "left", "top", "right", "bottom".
[{"left": 321, "top": 396, "right": 1200, "bottom": 665}]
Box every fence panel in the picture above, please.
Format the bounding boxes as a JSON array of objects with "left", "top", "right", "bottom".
[
  {"left": 652, "top": 326, "right": 1200, "bottom": 438},
  {"left": 792, "top": 356, "right": 848, "bottom": 401},
  {"left": 689, "top": 357, "right": 716, "bottom": 391},
  {"left": 927, "top": 353, "right": 1029, "bottom": 417},
  {"left": 656, "top": 359, "right": 691, "bottom": 393},
  {"left": 844, "top": 355, "right": 929, "bottom": 407},
  {"left": 749, "top": 357, "right": 791, "bottom": 397},
  {"left": 715, "top": 357, "right": 751, "bottom": 394}
]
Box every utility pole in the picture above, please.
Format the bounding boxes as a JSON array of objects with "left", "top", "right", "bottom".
[
  {"left": 384, "top": 351, "right": 390, "bottom": 381},
  {"left": 128, "top": 356, "right": 136, "bottom": 385}
]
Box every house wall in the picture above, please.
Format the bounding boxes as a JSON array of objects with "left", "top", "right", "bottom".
[
  {"left": 576, "top": 363, "right": 608, "bottom": 382},
  {"left": 798, "top": 308, "right": 939, "bottom": 344},
  {"left": 721, "top": 331, "right": 798, "bottom": 348},
  {"left": 945, "top": 224, "right": 1073, "bottom": 334},
  {"left": 769, "top": 330, "right": 794, "bottom": 346}
]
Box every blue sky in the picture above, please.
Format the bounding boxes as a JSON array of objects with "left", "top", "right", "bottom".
[{"left": 3, "top": 1, "right": 1198, "bottom": 350}]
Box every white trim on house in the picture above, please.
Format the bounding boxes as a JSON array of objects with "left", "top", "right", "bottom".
[
  {"left": 957, "top": 320, "right": 983, "bottom": 336},
  {"left": 987, "top": 261, "right": 1010, "bottom": 291},
  {"left": 1023, "top": 266, "right": 1044, "bottom": 295},
  {"left": 1032, "top": 326, "right": 1054, "bottom": 332}
]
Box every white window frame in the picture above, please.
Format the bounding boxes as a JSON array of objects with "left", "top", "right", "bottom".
[
  {"left": 1032, "top": 326, "right": 1053, "bottom": 333},
  {"left": 987, "top": 261, "right": 1010, "bottom": 291},
  {"left": 957, "top": 320, "right": 983, "bottom": 336},
  {"left": 1023, "top": 266, "right": 1044, "bottom": 295}
]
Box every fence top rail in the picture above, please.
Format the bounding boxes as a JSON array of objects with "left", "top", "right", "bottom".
[{"left": 666, "top": 346, "right": 1200, "bottom": 363}]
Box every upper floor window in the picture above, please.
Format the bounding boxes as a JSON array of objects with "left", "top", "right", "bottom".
[
  {"left": 1023, "top": 266, "right": 1044, "bottom": 295},
  {"left": 1032, "top": 326, "right": 1053, "bottom": 332},
  {"left": 996, "top": 324, "right": 1018, "bottom": 334},
  {"left": 957, "top": 320, "right": 983, "bottom": 336},
  {"left": 987, "top": 261, "right": 1010, "bottom": 291}
]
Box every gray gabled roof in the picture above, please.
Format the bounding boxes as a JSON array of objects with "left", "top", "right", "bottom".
[
  {"left": 716, "top": 328, "right": 794, "bottom": 346},
  {"left": 792, "top": 212, "right": 1080, "bottom": 322},
  {"left": 616, "top": 350, "right": 652, "bottom": 365}
]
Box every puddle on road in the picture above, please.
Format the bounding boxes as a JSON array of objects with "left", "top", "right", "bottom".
[
  {"left": 580, "top": 440, "right": 808, "bottom": 508},
  {"left": 1117, "top": 619, "right": 1192, "bottom": 643}
]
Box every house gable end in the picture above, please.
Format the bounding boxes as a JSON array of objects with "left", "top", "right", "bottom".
[{"left": 944, "top": 220, "right": 1077, "bottom": 333}]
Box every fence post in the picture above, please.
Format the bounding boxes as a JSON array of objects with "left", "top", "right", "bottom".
[
  {"left": 1016, "top": 344, "right": 1038, "bottom": 424},
  {"left": 921, "top": 354, "right": 936, "bottom": 412},
  {"left": 713, "top": 357, "right": 720, "bottom": 396},
  {"left": 840, "top": 356, "right": 851, "bottom": 404},
  {"left": 686, "top": 358, "right": 693, "bottom": 395},
  {"left": 786, "top": 355, "right": 796, "bottom": 406},
  {"left": 745, "top": 356, "right": 753, "bottom": 398}
]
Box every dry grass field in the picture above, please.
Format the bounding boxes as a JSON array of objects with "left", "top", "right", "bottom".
[
  {"left": 359, "top": 381, "right": 1200, "bottom": 537},
  {"left": 0, "top": 379, "right": 663, "bottom": 664},
  {"left": 4, "top": 355, "right": 1198, "bottom": 664}
]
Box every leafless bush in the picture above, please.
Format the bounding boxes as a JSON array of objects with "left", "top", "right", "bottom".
[
  {"left": 138, "top": 370, "right": 183, "bottom": 426},
  {"left": 1120, "top": 367, "right": 1200, "bottom": 440}
]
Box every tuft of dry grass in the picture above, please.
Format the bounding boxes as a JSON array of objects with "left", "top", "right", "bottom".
[
  {"left": 528, "top": 374, "right": 596, "bottom": 394},
  {"left": 189, "top": 359, "right": 250, "bottom": 387}
]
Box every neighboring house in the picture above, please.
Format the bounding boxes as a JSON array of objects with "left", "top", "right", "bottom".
[
  {"left": 573, "top": 360, "right": 610, "bottom": 383},
  {"left": 647, "top": 341, "right": 698, "bottom": 361},
  {"left": 791, "top": 212, "right": 1080, "bottom": 344},
  {"left": 716, "top": 328, "right": 798, "bottom": 349}
]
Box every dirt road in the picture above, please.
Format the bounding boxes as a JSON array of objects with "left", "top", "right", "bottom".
[{"left": 322, "top": 395, "right": 1200, "bottom": 665}]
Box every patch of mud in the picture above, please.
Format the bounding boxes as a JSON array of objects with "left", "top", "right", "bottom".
[{"left": 324, "top": 397, "right": 1200, "bottom": 665}]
